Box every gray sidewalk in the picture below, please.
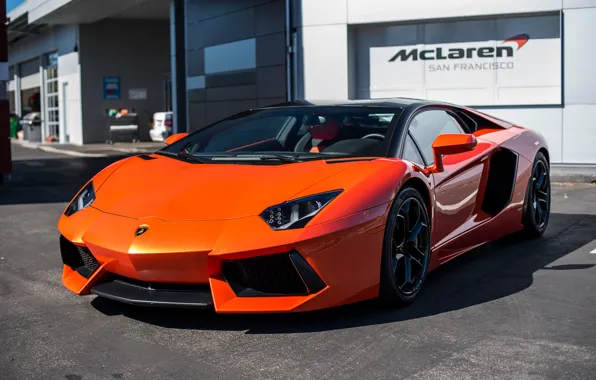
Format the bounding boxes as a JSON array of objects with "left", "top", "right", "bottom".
[{"left": 11, "top": 138, "right": 166, "bottom": 157}]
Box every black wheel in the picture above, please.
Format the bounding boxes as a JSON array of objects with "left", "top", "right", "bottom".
[
  {"left": 522, "top": 152, "right": 551, "bottom": 237},
  {"left": 379, "top": 187, "right": 431, "bottom": 306}
]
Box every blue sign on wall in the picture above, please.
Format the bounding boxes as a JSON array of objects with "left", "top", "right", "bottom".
[{"left": 103, "top": 76, "right": 121, "bottom": 100}]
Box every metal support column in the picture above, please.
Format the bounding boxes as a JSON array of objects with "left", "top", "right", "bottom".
[
  {"left": 0, "top": 0, "right": 11, "bottom": 184},
  {"left": 39, "top": 57, "right": 47, "bottom": 142},
  {"left": 170, "top": 0, "right": 187, "bottom": 134},
  {"left": 14, "top": 66, "right": 21, "bottom": 116}
]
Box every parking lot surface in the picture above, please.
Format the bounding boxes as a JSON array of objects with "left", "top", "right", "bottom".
[{"left": 1, "top": 144, "right": 596, "bottom": 380}]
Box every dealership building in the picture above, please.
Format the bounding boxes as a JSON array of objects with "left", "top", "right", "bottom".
[{"left": 7, "top": 0, "right": 596, "bottom": 164}]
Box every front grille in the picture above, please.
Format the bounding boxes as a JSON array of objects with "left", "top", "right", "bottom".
[
  {"left": 222, "top": 252, "right": 309, "bottom": 296},
  {"left": 77, "top": 246, "right": 99, "bottom": 273}
]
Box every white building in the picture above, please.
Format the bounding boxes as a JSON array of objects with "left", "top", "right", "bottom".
[{"left": 7, "top": 0, "right": 596, "bottom": 165}]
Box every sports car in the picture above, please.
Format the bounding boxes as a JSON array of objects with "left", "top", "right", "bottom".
[{"left": 57, "top": 99, "right": 551, "bottom": 313}]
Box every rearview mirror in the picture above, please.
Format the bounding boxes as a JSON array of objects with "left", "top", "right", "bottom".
[
  {"left": 431, "top": 134, "right": 477, "bottom": 172},
  {"left": 164, "top": 132, "right": 188, "bottom": 146}
]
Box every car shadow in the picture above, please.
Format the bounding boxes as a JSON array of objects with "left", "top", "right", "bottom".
[{"left": 91, "top": 212, "right": 596, "bottom": 334}]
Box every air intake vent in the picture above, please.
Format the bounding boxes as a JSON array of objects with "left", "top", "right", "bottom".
[
  {"left": 59, "top": 235, "right": 100, "bottom": 279},
  {"left": 137, "top": 154, "right": 156, "bottom": 161},
  {"left": 221, "top": 251, "right": 325, "bottom": 296}
]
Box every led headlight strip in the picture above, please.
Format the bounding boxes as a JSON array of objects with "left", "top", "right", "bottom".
[
  {"left": 64, "top": 182, "right": 96, "bottom": 216},
  {"left": 260, "top": 190, "right": 343, "bottom": 230}
]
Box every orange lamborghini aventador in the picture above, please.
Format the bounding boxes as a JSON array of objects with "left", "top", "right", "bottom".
[{"left": 58, "top": 99, "right": 551, "bottom": 313}]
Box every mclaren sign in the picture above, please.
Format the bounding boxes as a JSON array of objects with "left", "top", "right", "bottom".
[
  {"left": 368, "top": 30, "right": 561, "bottom": 105},
  {"left": 389, "top": 34, "right": 528, "bottom": 62},
  {"left": 388, "top": 34, "right": 528, "bottom": 72}
]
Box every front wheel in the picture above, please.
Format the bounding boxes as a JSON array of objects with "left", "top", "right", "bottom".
[{"left": 379, "top": 187, "right": 432, "bottom": 306}]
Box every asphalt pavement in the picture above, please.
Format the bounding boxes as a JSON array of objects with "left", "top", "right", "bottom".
[{"left": 1, "top": 144, "right": 596, "bottom": 380}]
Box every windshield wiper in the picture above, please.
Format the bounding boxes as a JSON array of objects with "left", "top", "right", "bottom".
[
  {"left": 257, "top": 154, "right": 303, "bottom": 163},
  {"left": 209, "top": 154, "right": 305, "bottom": 163},
  {"left": 157, "top": 150, "right": 210, "bottom": 163},
  {"left": 177, "top": 151, "right": 211, "bottom": 163}
]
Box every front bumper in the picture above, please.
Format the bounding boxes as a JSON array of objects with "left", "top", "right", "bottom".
[{"left": 58, "top": 204, "right": 388, "bottom": 313}]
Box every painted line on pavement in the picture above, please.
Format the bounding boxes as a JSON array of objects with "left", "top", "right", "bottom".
[
  {"left": 590, "top": 248, "right": 596, "bottom": 254},
  {"left": 38, "top": 146, "right": 107, "bottom": 158}
]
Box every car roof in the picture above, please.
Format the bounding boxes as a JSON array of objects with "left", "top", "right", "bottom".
[{"left": 259, "top": 98, "right": 450, "bottom": 109}]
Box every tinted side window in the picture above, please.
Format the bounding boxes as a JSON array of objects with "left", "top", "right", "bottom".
[
  {"left": 403, "top": 134, "right": 425, "bottom": 166},
  {"left": 408, "top": 110, "right": 464, "bottom": 165}
]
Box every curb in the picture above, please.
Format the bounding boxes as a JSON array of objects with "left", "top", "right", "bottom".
[
  {"left": 10, "top": 138, "right": 108, "bottom": 158},
  {"left": 38, "top": 145, "right": 107, "bottom": 158},
  {"left": 550, "top": 174, "right": 596, "bottom": 184}
]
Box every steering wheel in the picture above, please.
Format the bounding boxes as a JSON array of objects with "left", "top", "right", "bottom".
[{"left": 361, "top": 133, "right": 385, "bottom": 141}]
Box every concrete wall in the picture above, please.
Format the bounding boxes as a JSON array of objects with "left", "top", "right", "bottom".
[
  {"left": 184, "top": 0, "right": 287, "bottom": 133},
  {"left": 294, "top": 0, "right": 596, "bottom": 164},
  {"left": 79, "top": 18, "right": 170, "bottom": 143}
]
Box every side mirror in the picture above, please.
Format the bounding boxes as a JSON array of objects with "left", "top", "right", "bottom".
[
  {"left": 164, "top": 132, "right": 188, "bottom": 146},
  {"left": 431, "top": 134, "right": 477, "bottom": 172}
]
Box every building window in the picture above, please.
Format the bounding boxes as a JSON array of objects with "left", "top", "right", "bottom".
[{"left": 44, "top": 51, "right": 60, "bottom": 139}]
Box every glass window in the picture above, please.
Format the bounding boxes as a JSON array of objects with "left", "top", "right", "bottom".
[
  {"left": 408, "top": 110, "right": 464, "bottom": 165},
  {"left": 403, "top": 134, "right": 425, "bottom": 166},
  {"left": 161, "top": 107, "right": 400, "bottom": 163}
]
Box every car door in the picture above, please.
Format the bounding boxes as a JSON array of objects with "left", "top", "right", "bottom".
[{"left": 406, "top": 109, "right": 488, "bottom": 253}]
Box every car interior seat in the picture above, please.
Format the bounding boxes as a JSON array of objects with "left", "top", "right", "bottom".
[{"left": 294, "top": 117, "right": 342, "bottom": 153}]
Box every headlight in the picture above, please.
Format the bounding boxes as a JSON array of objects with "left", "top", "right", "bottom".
[
  {"left": 64, "top": 182, "right": 96, "bottom": 216},
  {"left": 260, "top": 190, "right": 343, "bottom": 230}
]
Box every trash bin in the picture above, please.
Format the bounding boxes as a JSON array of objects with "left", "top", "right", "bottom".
[
  {"left": 106, "top": 110, "right": 140, "bottom": 143},
  {"left": 20, "top": 112, "right": 42, "bottom": 142}
]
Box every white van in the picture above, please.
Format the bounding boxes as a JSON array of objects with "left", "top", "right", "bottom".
[{"left": 149, "top": 112, "right": 174, "bottom": 142}]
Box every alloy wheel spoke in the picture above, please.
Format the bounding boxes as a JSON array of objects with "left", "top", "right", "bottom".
[
  {"left": 407, "top": 220, "right": 426, "bottom": 242},
  {"left": 411, "top": 246, "right": 427, "bottom": 260},
  {"left": 536, "top": 202, "right": 544, "bottom": 224},
  {"left": 394, "top": 215, "right": 406, "bottom": 246},
  {"left": 403, "top": 256, "right": 412, "bottom": 285},
  {"left": 535, "top": 169, "right": 545, "bottom": 190},
  {"left": 392, "top": 252, "right": 403, "bottom": 274}
]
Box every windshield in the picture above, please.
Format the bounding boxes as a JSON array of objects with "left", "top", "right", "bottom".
[{"left": 160, "top": 106, "right": 401, "bottom": 163}]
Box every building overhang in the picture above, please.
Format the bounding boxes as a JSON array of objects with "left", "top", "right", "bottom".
[{"left": 27, "top": 0, "right": 169, "bottom": 25}]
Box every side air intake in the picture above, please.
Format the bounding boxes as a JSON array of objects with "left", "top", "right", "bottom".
[{"left": 481, "top": 148, "right": 519, "bottom": 216}]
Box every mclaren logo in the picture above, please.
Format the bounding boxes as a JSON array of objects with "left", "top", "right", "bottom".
[
  {"left": 388, "top": 34, "right": 529, "bottom": 62},
  {"left": 135, "top": 226, "right": 149, "bottom": 237}
]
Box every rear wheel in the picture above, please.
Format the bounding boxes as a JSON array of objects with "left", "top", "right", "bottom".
[
  {"left": 523, "top": 152, "right": 551, "bottom": 237},
  {"left": 379, "top": 187, "right": 431, "bottom": 306}
]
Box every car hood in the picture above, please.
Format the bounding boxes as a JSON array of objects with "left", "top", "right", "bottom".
[{"left": 91, "top": 154, "right": 362, "bottom": 221}]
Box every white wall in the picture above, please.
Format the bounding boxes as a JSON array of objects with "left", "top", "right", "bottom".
[
  {"left": 346, "top": 0, "right": 562, "bottom": 24},
  {"left": 481, "top": 108, "right": 563, "bottom": 163},
  {"left": 20, "top": 73, "right": 40, "bottom": 90},
  {"left": 296, "top": 0, "right": 349, "bottom": 99},
  {"left": 57, "top": 52, "right": 82, "bottom": 144},
  {"left": 561, "top": 7, "right": 596, "bottom": 164}
]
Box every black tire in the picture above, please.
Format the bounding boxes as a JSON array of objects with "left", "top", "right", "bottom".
[
  {"left": 522, "top": 152, "right": 551, "bottom": 237},
  {"left": 379, "top": 187, "right": 432, "bottom": 307}
]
